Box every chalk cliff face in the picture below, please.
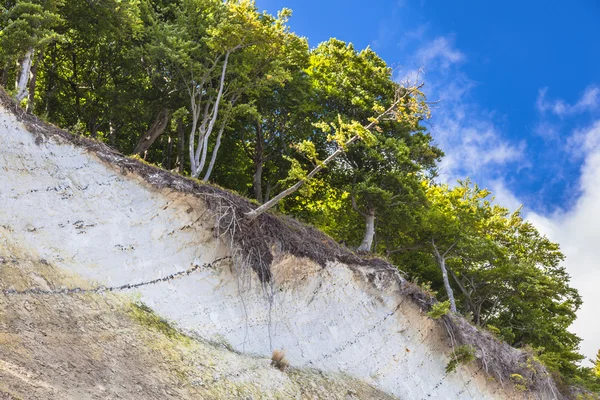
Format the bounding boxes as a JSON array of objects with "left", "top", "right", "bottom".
[{"left": 0, "top": 95, "right": 561, "bottom": 400}]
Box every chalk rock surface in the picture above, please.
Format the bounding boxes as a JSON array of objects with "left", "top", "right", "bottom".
[{"left": 0, "top": 95, "right": 558, "bottom": 399}]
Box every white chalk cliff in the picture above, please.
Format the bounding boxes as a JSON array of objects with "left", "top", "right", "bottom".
[{"left": 0, "top": 92, "right": 563, "bottom": 399}]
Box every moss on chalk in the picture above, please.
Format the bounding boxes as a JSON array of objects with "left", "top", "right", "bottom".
[{"left": 129, "top": 302, "right": 193, "bottom": 346}]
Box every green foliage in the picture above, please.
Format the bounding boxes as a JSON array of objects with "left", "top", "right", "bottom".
[
  {"left": 0, "top": 0, "right": 63, "bottom": 61},
  {"left": 427, "top": 300, "right": 450, "bottom": 319},
  {"left": 486, "top": 324, "right": 501, "bottom": 336},
  {"left": 445, "top": 345, "right": 476, "bottom": 374},
  {"left": 510, "top": 373, "right": 528, "bottom": 391}
]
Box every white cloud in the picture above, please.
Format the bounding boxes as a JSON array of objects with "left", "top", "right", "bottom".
[
  {"left": 434, "top": 114, "right": 525, "bottom": 183},
  {"left": 398, "top": 23, "right": 430, "bottom": 49},
  {"left": 533, "top": 121, "right": 560, "bottom": 141},
  {"left": 426, "top": 76, "right": 525, "bottom": 182},
  {"left": 489, "top": 179, "right": 524, "bottom": 212},
  {"left": 396, "top": 37, "right": 524, "bottom": 184},
  {"left": 524, "top": 120, "right": 600, "bottom": 366},
  {"left": 415, "top": 36, "right": 465, "bottom": 69},
  {"left": 567, "top": 120, "right": 600, "bottom": 156},
  {"left": 536, "top": 85, "right": 600, "bottom": 117}
]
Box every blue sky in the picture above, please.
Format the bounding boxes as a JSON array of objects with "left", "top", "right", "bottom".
[{"left": 257, "top": 0, "right": 600, "bottom": 364}]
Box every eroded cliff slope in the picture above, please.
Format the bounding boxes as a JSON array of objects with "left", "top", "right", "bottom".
[{"left": 0, "top": 91, "right": 563, "bottom": 399}]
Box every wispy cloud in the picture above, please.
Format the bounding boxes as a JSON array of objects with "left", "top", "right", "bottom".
[
  {"left": 536, "top": 85, "right": 600, "bottom": 117},
  {"left": 399, "top": 36, "right": 524, "bottom": 183},
  {"left": 434, "top": 112, "right": 526, "bottom": 182},
  {"left": 533, "top": 121, "right": 561, "bottom": 141},
  {"left": 415, "top": 36, "right": 465, "bottom": 69},
  {"left": 567, "top": 120, "right": 600, "bottom": 157},
  {"left": 397, "top": 23, "right": 430, "bottom": 49}
]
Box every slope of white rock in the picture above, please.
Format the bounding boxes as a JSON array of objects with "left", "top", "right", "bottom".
[{"left": 0, "top": 100, "right": 555, "bottom": 399}]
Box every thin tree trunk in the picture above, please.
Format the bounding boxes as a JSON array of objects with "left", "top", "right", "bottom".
[
  {"left": 432, "top": 242, "right": 457, "bottom": 313},
  {"left": 253, "top": 121, "right": 264, "bottom": 202},
  {"left": 177, "top": 118, "right": 185, "bottom": 174},
  {"left": 439, "top": 256, "right": 457, "bottom": 313},
  {"left": 2, "top": 63, "right": 9, "bottom": 87},
  {"left": 449, "top": 269, "right": 474, "bottom": 316},
  {"left": 254, "top": 160, "right": 264, "bottom": 203},
  {"left": 15, "top": 47, "right": 34, "bottom": 102},
  {"left": 357, "top": 209, "right": 376, "bottom": 252},
  {"left": 134, "top": 107, "right": 169, "bottom": 155},
  {"left": 89, "top": 114, "right": 98, "bottom": 139},
  {"left": 202, "top": 117, "right": 227, "bottom": 182},
  {"left": 188, "top": 95, "right": 201, "bottom": 177},
  {"left": 14, "top": 59, "right": 19, "bottom": 91},
  {"left": 44, "top": 43, "right": 57, "bottom": 114},
  {"left": 165, "top": 133, "right": 174, "bottom": 170},
  {"left": 26, "top": 51, "right": 42, "bottom": 113},
  {"left": 193, "top": 51, "right": 232, "bottom": 178},
  {"left": 264, "top": 181, "right": 272, "bottom": 203}
]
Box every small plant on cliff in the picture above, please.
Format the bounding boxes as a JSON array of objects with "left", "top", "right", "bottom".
[
  {"left": 510, "top": 373, "right": 528, "bottom": 391},
  {"left": 427, "top": 300, "right": 450, "bottom": 320},
  {"left": 446, "top": 345, "right": 476, "bottom": 374},
  {"left": 271, "top": 349, "right": 290, "bottom": 372}
]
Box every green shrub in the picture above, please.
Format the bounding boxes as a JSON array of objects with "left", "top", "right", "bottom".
[
  {"left": 446, "top": 345, "right": 476, "bottom": 373},
  {"left": 427, "top": 301, "right": 450, "bottom": 319}
]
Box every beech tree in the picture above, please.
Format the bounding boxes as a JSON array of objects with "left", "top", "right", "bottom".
[
  {"left": 243, "top": 83, "right": 430, "bottom": 220},
  {"left": 160, "top": 0, "right": 301, "bottom": 180},
  {"left": 245, "top": 40, "right": 435, "bottom": 222},
  {"left": 392, "top": 180, "right": 583, "bottom": 379},
  {"left": 415, "top": 181, "right": 492, "bottom": 312},
  {"left": 0, "top": 0, "right": 63, "bottom": 101},
  {"left": 235, "top": 68, "right": 314, "bottom": 203}
]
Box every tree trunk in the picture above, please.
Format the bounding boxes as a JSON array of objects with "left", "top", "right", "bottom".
[
  {"left": 432, "top": 246, "right": 457, "bottom": 313},
  {"left": 177, "top": 118, "right": 185, "bottom": 174},
  {"left": 439, "top": 257, "right": 457, "bottom": 312},
  {"left": 15, "top": 47, "right": 34, "bottom": 102},
  {"left": 89, "top": 114, "right": 98, "bottom": 139},
  {"left": 254, "top": 160, "right": 264, "bottom": 204},
  {"left": 192, "top": 51, "right": 232, "bottom": 178},
  {"left": 449, "top": 269, "right": 474, "bottom": 316},
  {"left": 165, "top": 133, "right": 174, "bottom": 170},
  {"left": 26, "top": 51, "right": 42, "bottom": 113},
  {"left": 264, "top": 181, "right": 272, "bottom": 203},
  {"left": 357, "top": 209, "right": 376, "bottom": 252},
  {"left": 202, "top": 118, "right": 227, "bottom": 182},
  {"left": 2, "top": 63, "right": 9, "bottom": 87},
  {"left": 253, "top": 122, "right": 265, "bottom": 202},
  {"left": 44, "top": 43, "right": 58, "bottom": 114},
  {"left": 134, "top": 107, "right": 169, "bottom": 155}
]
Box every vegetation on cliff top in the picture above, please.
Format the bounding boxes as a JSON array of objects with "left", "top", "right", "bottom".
[{"left": 1, "top": 0, "right": 598, "bottom": 393}]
